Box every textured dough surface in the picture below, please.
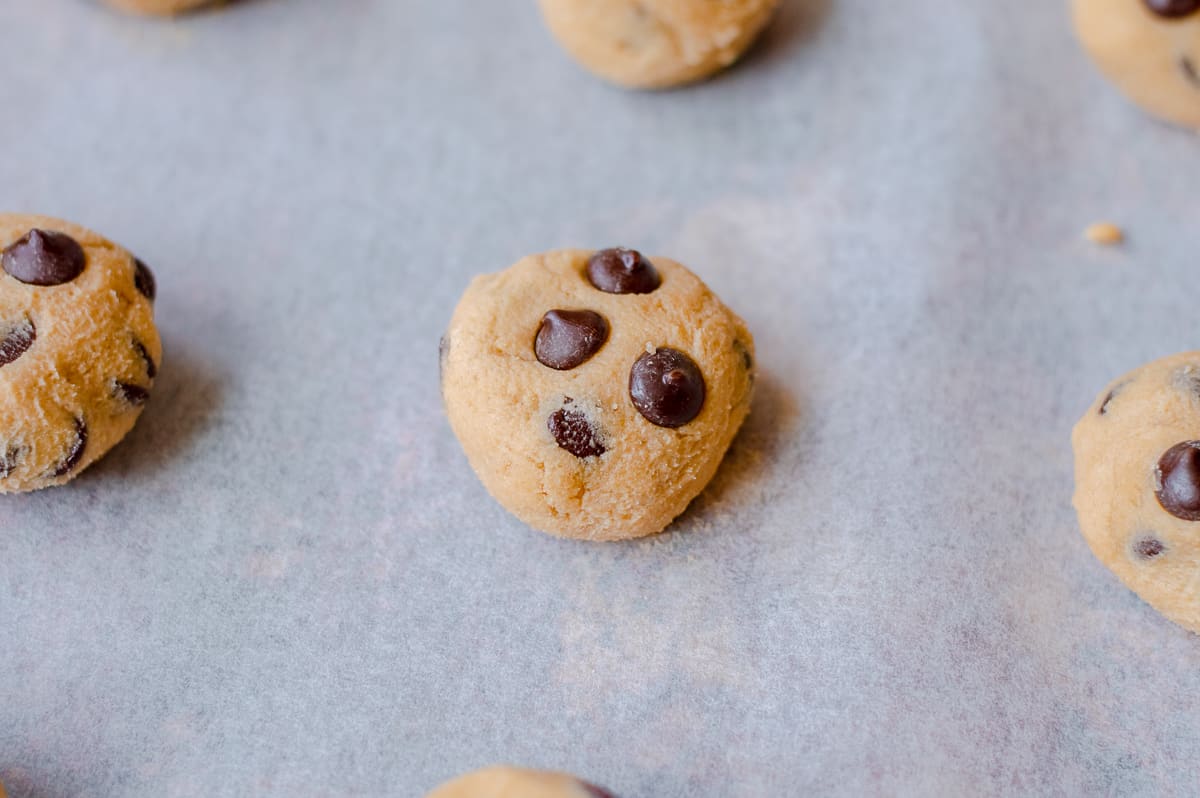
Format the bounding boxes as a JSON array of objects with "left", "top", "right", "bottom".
[
  {"left": 426, "top": 767, "right": 608, "bottom": 798},
  {"left": 103, "top": 0, "right": 216, "bottom": 15},
  {"left": 0, "top": 214, "right": 160, "bottom": 493},
  {"left": 1072, "top": 351, "right": 1200, "bottom": 634},
  {"left": 1073, "top": 0, "right": 1200, "bottom": 129},
  {"left": 539, "top": 0, "right": 780, "bottom": 89},
  {"left": 442, "top": 249, "right": 754, "bottom": 541}
]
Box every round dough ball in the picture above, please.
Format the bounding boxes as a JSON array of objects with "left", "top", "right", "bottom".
[
  {"left": 1072, "top": 351, "right": 1200, "bottom": 634},
  {"left": 441, "top": 248, "right": 755, "bottom": 541},
  {"left": 426, "top": 767, "right": 615, "bottom": 798},
  {"left": 538, "top": 0, "right": 780, "bottom": 89},
  {"left": 103, "top": 0, "right": 217, "bottom": 15},
  {"left": 1073, "top": 0, "right": 1200, "bottom": 129},
  {"left": 0, "top": 214, "right": 161, "bottom": 494}
]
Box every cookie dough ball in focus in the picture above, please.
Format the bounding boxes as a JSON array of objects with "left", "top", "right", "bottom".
[
  {"left": 539, "top": 0, "right": 781, "bottom": 89},
  {"left": 104, "top": 0, "right": 217, "bottom": 15},
  {"left": 1072, "top": 352, "right": 1200, "bottom": 634},
  {"left": 426, "top": 767, "right": 616, "bottom": 798},
  {"left": 441, "top": 248, "right": 755, "bottom": 541},
  {"left": 0, "top": 214, "right": 161, "bottom": 493},
  {"left": 1073, "top": 0, "right": 1200, "bottom": 129}
]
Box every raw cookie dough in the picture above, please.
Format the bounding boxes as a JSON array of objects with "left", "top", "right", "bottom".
[
  {"left": 1072, "top": 351, "right": 1200, "bottom": 634},
  {"left": 539, "top": 0, "right": 780, "bottom": 89},
  {"left": 442, "top": 248, "right": 755, "bottom": 541},
  {"left": 1073, "top": 0, "right": 1200, "bottom": 129},
  {"left": 103, "top": 0, "right": 217, "bottom": 15},
  {"left": 0, "top": 214, "right": 161, "bottom": 494},
  {"left": 426, "top": 767, "right": 615, "bottom": 798}
]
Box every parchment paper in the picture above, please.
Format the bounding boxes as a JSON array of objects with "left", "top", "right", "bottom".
[{"left": 2, "top": 1, "right": 1200, "bottom": 795}]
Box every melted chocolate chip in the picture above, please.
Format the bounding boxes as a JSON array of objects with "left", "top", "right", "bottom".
[
  {"left": 53, "top": 418, "right": 87, "bottom": 477},
  {"left": 629, "top": 347, "right": 705, "bottom": 428},
  {"left": 2, "top": 229, "right": 86, "bottom": 286},
  {"left": 1134, "top": 536, "right": 1166, "bottom": 559},
  {"left": 116, "top": 382, "right": 151, "bottom": 407},
  {"left": 135, "top": 340, "right": 158, "bottom": 380},
  {"left": 133, "top": 258, "right": 157, "bottom": 301},
  {"left": 1145, "top": 0, "right": 1200, "bottom": 17},
  {"left": 548, "top": 402, "right": 606, "bottom": 458},
  {"left": 0, "top": 445, "right": 23, "bottom": 479},
  {"left": 586, "top": 248, "right": 661, "bottom": 295},
  {"left": 1156, "top": 441, "right": 1200, "bottom": 521},
  {"left": 0, "top": 318, "right": 35, "bottom": 367},
  {"left": 535, "top": 309, "right": 610, "bottom": 370}
]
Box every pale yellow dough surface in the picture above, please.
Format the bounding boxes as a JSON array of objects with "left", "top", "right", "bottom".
[
  {"left": 442, "top": 249, "right": 754, "bottom": 542},
  {"left": 104, "top": 0, "right": 216, "bottom": 15},
  {"left": 0, "top": 214, "right": 161, "bottom": 494},
  {"left": 539, "top": 0, "right": 780, "bottom": 89},
  {"left": 1073, "top": 0, "right": 1200, "bottom": 129},
  {"left": 1072, "top": 351, "right": 1200, "bottom": 634},
  {"left": 426, "top": 767, "right": 606, "bottom": 798}
]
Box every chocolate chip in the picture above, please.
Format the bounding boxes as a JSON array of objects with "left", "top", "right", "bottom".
[
  {"left": 548, "top": 402, "right": 606, "bottom": 458},
  {"left": 0, "top": 317, "right": 35, "bottom": 367},
  {"left": 116, "top": 382, "right": 151, "bottom": 407},
  {"left": 629, "top": 347, "right": 705, "bottom": 428},
  {"left": 586, "top": 248, "right": 661, "bottom": 295},
  {"left": 1134, "top": 536, "right": 1166, "bottom": 559},
  {"left": 135, "top": 339, "right": 158, "bottom": 380},
  {"left": 1156, "top": 441, "right": 1200, "bottom": 521},
  {"left": 133, "top": 257, "right": 157, "bottom": 301},
  {"left": 53, "top": 418, "right": 87, "bottom": 477},
  {"left": 0, "top": 445, "right": 23, "bottom": 479},
  {"left": 2, "top": 229, "right": 86, "bottom": 286},
  {"left": 1145, "top": 0, "right": 1200, "bottom": 17},
  {"left": 1099, "top": 389, "right": 1118, "bottom": 416},
  {"left": 535, "top": 309, "right": 610, "bottom": 370}
]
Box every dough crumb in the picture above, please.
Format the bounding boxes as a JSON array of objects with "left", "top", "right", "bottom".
[{"left": 1084, "top": 222, "right": 1124, "bottom": 246}]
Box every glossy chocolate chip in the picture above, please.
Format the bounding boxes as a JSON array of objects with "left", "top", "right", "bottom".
[
  {"left": 586, "top": 247, "right": 661, "bottom": 295},
  {"left": 133, "top": 258, "right": 157, "bottom": 301},
  {"left": 0, "top": 445, "right": 23, "bottom": 479},
  {"left": 53, "top": 418, "right": 87, "bottom": 477},
  {"left": 1156, "top": 441, "right": 1200, "bottom": 521},
  {"left": 1145, "top": 0, "right": 1200, "bottom": 17},
  {"left": 535, "top": 309, "right": 610, "bottom": 370},
  {"left": 116, "top": 382, "right": 151, "bottom": 407},
  {"left": 1134, "top": 536, "right": 1166, "bottom": 559},
  {"left": 135, "top": 339, "right": 158, "bottom": 380},
  {"left": 629, "top": 347, "right": 705, "bottom": 428},
  {"left": 0, "top": 318, "right": 35, "bottom": 367},
  {"left": 548, "top": 402, "right": 606, "bottom": 458},
  {"left": 2, "top": 229, "right": 86, "bottom": 286}
]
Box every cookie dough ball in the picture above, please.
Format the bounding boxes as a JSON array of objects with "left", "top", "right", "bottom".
[
  {"left": 1073, "top": 0, "right": 1200, "bottom": 129},
  {"left": 0, "top": 214, "right": 161, "bottom": 493},
  {"left": 442, "top": 248, "right": 755, "bottom": 541},
  {"left": 103, "top": 0, "right": 216, "bottom": 15},
  {"left": 1072, "top": 352, "right": 1200, "bottom": 634},
  {"left": 426, "top": 767, "right": 615, "bottom": 798},
  {"left": 538, "top": 0, "right": 780, "bottom": 89}
]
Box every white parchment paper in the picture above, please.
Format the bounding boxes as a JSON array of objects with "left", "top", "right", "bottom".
[{"left": 2, "top": 0, "right": 1200, "bottom": 795}]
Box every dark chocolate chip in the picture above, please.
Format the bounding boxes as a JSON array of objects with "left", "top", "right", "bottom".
[
  {"left": 133, "top": 257, "right": 157, "bottom": 301},
  {"left": 135, "top": 339, "right": 158, "bottom": 380},
  {"left": 1144, "top": 0, "right": 1200, "bottom": 17},
  {"left": 581, "top": 783, "right": 618, "bottom": 798},
  {"left": 0, "top": 445, "right": 23, "bottom": 479},
  {"left": 548, "top": 402, "right": 606, "bottom": 458},
  {"left": 1156, "top": 441, "right": 1200, "bottom": 521},
  {"left": 1133, "top": 536, "right": 1166, "bottom": 559},
  {"left": 586, "top": 247, "right": 661, "bottom": 295},
  {"left": 629, "top": 347, "right": 705, "bottom": 428},
  {"left": 116, "top": 382, "right": 151, "bottom": 407},
  {"left": 53, "top": 418, "right": 87, "bottom": 477},
  {"left": 535, "top": 309, "right": 610, "bottom": 370},
  {"left": 1099, "top": 389, "right": 1118, "bottom": 416},
  {"left": 0, "top": 317, "right": 35, "bottom": 367},
  {"left": 2, "top": 229, "right": 86, "bottom": 286}
]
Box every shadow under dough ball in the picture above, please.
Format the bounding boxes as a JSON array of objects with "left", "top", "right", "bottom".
[
  {"left": 0, "top": 214, "right": 161, "bottom": 494},
  {"left": 538, "top": 0, "right": 781, "bottom": 89},
  {"left": 103, "top": 0, "right": 219, "bottom": 15},
  {"left": 1072, "top": 351, "right": 1200, "bottom": 634},
  {"left": 425, "top": 767, "right": 616, "bottom": 798},
  {"left": 1073, "top": 0, "right": 1200, "bottom": 129}
]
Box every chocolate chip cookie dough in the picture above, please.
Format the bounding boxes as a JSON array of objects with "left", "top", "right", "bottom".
[
  {"left": 426, "top": 767, "right": 615, "bottom": 798},
  {"left": 1073, "top": 0, "right": 1200, "bottom": 129},
  {"left": 103, "top": 0, "right": 216, "bottom": 15},
  {"left": 1073, "top": 352, "right": 1200, "bottom": 634},
  {"left": 539, "top": 0, "right": 780, "bottom": 89},
  {"left": 0, "top": 214, "right": 161, "bottom": 493},
  {"left": 442, "top": 248, "right": 755, "bottom": 541}
]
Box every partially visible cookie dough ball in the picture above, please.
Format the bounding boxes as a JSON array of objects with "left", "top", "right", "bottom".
[
  {"left": 103, "top": 0, "right": 217, "bottom": 15},
  {"left": 1073, "top": 0, "right": 1200, "bottom": 129},
  {"left": 1072, "top": 352, "right": 1200, "bottom": 634},
  {"left": 0, "top": 214, "right": 161, "bottom": 493},
  {"left": 426, "top": 767, "right": 615, "bottom": 798},
  {"left": 442, "top": 248, "right": 755, "bottom": 541},
  {"left": 539, "top": 0, "right": 780, "bottom": 89}
]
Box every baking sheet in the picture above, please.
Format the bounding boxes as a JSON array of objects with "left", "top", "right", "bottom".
[{"left": 3, "top": 0, "right": 1200, "bottom": 795}]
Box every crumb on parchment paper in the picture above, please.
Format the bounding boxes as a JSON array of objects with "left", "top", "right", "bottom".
[{"left": 1084, "top": 222, "right": 1124, "bottom": 246}]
